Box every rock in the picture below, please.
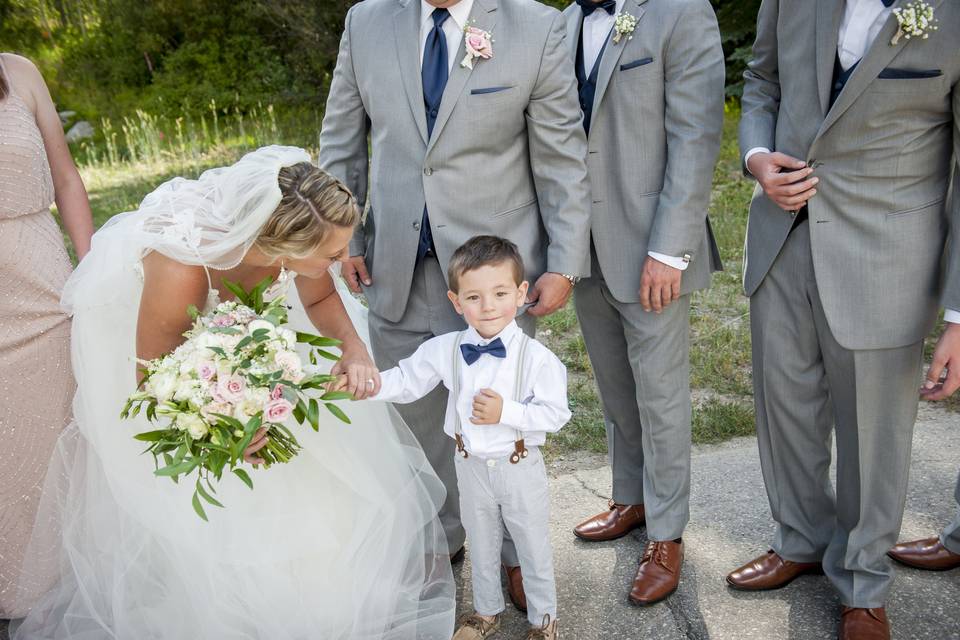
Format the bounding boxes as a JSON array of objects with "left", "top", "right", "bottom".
[{"left": 64, "top": 120, "right": 94, "bottom": 143}]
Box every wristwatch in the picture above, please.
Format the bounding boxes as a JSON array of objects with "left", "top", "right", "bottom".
[{"left": 560, "top": 273, "right": 581, "bottom": 287}]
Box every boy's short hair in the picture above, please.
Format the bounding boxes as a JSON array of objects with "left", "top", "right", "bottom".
[{"left": 447, "top": 236, "right": 525, "bottom": 293}]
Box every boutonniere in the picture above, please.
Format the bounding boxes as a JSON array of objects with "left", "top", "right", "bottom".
[
  {"left": 613, "top": 13, "right": 638, "bottom": 44},
  {"left": 891, "top": 1, "right": 939, "bottom": 46},
  {"left": 461, "top": 25, "right": 494, "bottom": 69}
]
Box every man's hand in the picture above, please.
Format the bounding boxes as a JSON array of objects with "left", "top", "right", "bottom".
[
  {"left": 921, "top": 323, "right": 960, "bottom": 401},
  {"left": 747, "top": 152, "right": 819, "bottom": 212},
  {"left": 329, "top": 339, "right": 381, "bottom": 400},
  {"left": 639, "top": 256, "right": 682, "bottom": 313},
  {"left": 341, "top": 255, "right": 372, "bottom": 294},
  {"left": 470, "top": 389, "right": 504, "bottom": 425},
  {"left": 527, "top": 272, "right": 573, "bottom": 317}
]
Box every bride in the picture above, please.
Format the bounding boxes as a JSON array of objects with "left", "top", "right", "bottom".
[{"left": 12, "top": 146, "right": 455, "bottom": 639}]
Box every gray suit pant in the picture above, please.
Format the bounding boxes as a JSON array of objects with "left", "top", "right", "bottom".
[
  {"left": 367, "top": 256, "right": 534, "bottom": 565},
  {"left": 751, "top": 221, "right": 924, "bottom": 608},
  {"left": 941, "top": 472, "right": 960, "bottom": 555},
  {"left": 574, "top": 254, "right": 692, "bottom": 541}
]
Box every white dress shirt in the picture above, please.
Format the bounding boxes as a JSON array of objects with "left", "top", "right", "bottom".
[
  {"left": 373, "top": 321, "right": 571, "bottom": 458},
  {"left": 420, "top": 0, "right": 474, "bottom": 72},
  {"left": 580, "top": 0, "right": 688, "bottom": 271},
  {"left": 742, "top": 2, "right": 960, "bottom": 324}
]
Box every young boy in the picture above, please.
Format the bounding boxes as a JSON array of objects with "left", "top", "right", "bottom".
[{"left": 372, "top": 235, "right": 570, "bottom": 640}]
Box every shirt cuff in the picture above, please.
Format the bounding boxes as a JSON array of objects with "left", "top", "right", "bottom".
[
  {"left": 499, "top": 399, "right": 526, "bottom": 430},
  {"left": 945, "top": 309, "right": 960, "bottom": 324},
  {"left": 744, "top": 147, "right": 771, "bottom": 176},
  {"left": 648, "top": 251, "right": 689, "bottom": 271}
]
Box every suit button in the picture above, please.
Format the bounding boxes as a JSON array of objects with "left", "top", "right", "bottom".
[
  {"left": 413, "top": 221, "right": 421, "bottom": 230},
  {"left": 423, "top": 167, "right": 433, "bottom": 176}
]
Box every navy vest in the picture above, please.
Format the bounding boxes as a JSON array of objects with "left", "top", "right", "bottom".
[
  {"left": 575, "top": 26, "right": 608, "bottom": 135},
  {"left": 830, "top": 53, "right": 859, "bottom": 109}
]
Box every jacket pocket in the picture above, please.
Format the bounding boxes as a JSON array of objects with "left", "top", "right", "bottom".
[
  {"left": 470, "top": 86, "right": 514, "bottom": 95},
  {"left": 493, "top": 198, "right": 537, "bottom": 218},
  {"left": 878, "top": 68, "right": 943, "bottom": 79},
  {"left": 620, "top": 57, "right": 654, "bottom": 72},
  {"left": 886, "top": 196, "right": 945, "bottom": 218}
]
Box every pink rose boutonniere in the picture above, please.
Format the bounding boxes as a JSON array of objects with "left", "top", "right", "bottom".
[{"left": 461, "top": 26, "right": 493, "bottom": 69}]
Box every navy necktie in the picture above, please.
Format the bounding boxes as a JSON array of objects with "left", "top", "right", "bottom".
[
  {"left": 577, "top": 0, "right": 617, "bottom": 17},
  {"left": 418, "top": 8, "right": 450, "bottom": 260},
  {"left": 460, "top": 338, "right": 507, "bottom": 365}
]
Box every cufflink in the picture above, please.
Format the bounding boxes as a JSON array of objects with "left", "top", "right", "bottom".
[{"left": 682, "top": 253, "right": 692, "bottom": 264}]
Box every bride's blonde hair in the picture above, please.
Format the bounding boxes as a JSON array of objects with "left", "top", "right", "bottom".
[{"left": 255, "top": 162, "right": 359, "bottom": 260}]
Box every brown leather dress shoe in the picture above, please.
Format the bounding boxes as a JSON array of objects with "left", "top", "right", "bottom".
[
  {"left": 726, "top": 550, "right": 823, "bottom": 591},
  {"left": 504, "top": 564, "right": 527, "bottom": 612},
  {"left": 839, "top": 607, "right": 889, "bottom": 640},
  {"left": 887, "top": 536, "right": 960, "bottom": 571},
  {"left": 628, "top": 539, "right": 683, "bottom": 605},
  {"left": 573, "top": 500, "right": 645, "bottom": 542}
]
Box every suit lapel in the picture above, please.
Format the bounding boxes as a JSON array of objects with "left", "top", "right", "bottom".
[
  {"left": 592, "top": 0, "right": 647, "bottom": 117},
  {"left": 426, "top": 0, "right": 498, "bottom": 154},
  {"left": 815, "top": 0, "right": 844, "bottom": 116},
  {"left": 816, "top": 0, "right": 945, "bottom": 140},
  {"left": 566, "top": 7, "right": 584, "bottom": 61},
  {"left": 394, "top": 0, "right": 428, "bottom": 145}
]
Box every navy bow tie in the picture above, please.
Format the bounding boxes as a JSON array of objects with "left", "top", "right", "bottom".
[
  {"left": 460, "top": 338, "right": 507, "bottom": 365},
  {"left": 881, "top": 0, "right": 895, "bottom": 6},
  {"left": 577, "top": 0, "right": 617, "bottom": 17}
]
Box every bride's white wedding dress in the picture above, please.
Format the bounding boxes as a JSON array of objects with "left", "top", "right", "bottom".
[{"left": 12, "top": 146, "right": 455, "bottom": 639}]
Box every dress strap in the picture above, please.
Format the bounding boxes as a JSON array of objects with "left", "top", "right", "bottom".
[{"left": 0, "top": 54, "right": 13, "bottom": 97}]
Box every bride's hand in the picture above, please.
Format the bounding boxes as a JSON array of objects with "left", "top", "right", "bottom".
[
  {"left": 330, "top": 340, "right": 381, "bottom": 400},
  {"left": 243, "top": 427, "right": 269, "bottom": 465}
]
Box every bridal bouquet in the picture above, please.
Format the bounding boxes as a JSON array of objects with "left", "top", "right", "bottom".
[{"left": 121, "top": 271, "right": 351, "bottom": 520}]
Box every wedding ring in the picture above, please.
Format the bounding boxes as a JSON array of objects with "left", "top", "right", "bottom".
[{"left": 366, "top": 379, "right": 375, "bottom": 389}]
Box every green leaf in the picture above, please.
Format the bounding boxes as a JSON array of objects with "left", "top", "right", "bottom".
[
  {"left": 325, "top": 402, "right": 352, "bottom": 424},
  {"left": 146, "top": 402, "right": 157, "bottom": 422},
  {"left": 296, "top": 332, "right": 342, "bottom": 348},
  {"left": 233, "top": 467, "right": 254, "bottom": 490},
  {"left": 320, "top": 391, "right": 354, "bottom": 402},
  {"left": 186, "top": 304, "right": 200, "bottom": 320},
  {"left": 134, "top": 429, "right": 169, "bottom": 442},
  {"left": 314, "top": 349, "right": 340, "bottom": 362},
  {"left": 206, "top": 346, "right": 228, "bottom": 358},
  {"left": 244, "top": 414, "right": 262, "bottom": 434},
  {"left": 222, "top": 280, "right": 249, "bottom": 306},
  {"left": 195, "top": 480, "right": 224, "bottom": 508},
  {"left": 234, "top": 336, "right": 254, "bottom": 352},
  {"left": 292, "top": 399, "right": 305, "bottom": 424},
  {"left": 307, "top": 399, "right": 320, "bottom": 431},
  {"left": 192, "top": 491, "right": 209, "bottom": 521},
  {"left": 155, "top": 458, "right": 199, "bottom": 477}
]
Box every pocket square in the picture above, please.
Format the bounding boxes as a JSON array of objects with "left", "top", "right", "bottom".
[
  {"left": 878, "top": 68, "right": 943, "bottom": 79},
  {"left": 470, "top": 86, "right": 512, "bottom": 95},
  {"left": 620, "top": 57, "right": 654, "bottom": 71}
]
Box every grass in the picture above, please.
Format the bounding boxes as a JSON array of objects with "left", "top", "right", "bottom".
[{"left": 67, "top": 100, "right": 951, "bottom": 459}]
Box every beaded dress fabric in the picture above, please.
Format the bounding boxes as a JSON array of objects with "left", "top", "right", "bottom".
[{"left": 0, "top": 57, "right": 74, "bottom": 617}]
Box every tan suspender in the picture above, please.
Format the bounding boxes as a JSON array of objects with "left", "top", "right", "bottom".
[{"left": 452, "top": 332, "right": 530, "bottom": 464}]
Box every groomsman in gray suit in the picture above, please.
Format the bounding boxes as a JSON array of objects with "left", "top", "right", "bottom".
[
  {"left": 319, "top": 0, "right": 591, "bottom": 611},
  {"left": 727, "top": 1, "right": 960, "bottom": 637},
  {"left": 564, "top": 0, "right": 725, "bottom": 604}
]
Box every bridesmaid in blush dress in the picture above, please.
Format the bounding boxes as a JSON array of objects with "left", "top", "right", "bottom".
[{"left": 0, "top": 52, "right": 93, "bottom": 618}]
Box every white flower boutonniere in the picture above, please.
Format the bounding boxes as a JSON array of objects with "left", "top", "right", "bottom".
[
  {"left": 891, "top": 1, "right": 939, "bottom": 46},
  {"left": 613, "top": 13, "right": 638, "bottom": 44},
  {"left": 461, "top": 25, "right": 494, "bottom": 69}
]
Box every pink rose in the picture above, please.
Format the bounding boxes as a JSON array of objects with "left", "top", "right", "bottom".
[
  {"left": 464, "top": 27, "right": 493, "bottom": 59},
  {"left": 197, "top": 362, "right": 216, "bottom": 381},
  {"left": 270, "top": 385, "right": 284, "bottom": 401},
  {"left": 264, "top": 399, "right": 293, "bottom": 424},
  {"left": 216, "top": 375, "right": 246, "bottom": 403},
  {"left": 210, "top": 314, "right": 236, "bottom": 328}
]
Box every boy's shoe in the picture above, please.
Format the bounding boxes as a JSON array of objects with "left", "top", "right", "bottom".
[
  {"left": 452, "top": 613, "right": 501, "bottom": 640},
  {"left": 525, "top": 614, "right": 558, "bottom": 640}
]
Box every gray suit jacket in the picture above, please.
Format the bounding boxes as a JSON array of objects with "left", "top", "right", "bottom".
[
  {"left": 741, "top": 0, "right": 960, "bottom": 350},
  {"left": 562, "top": 0, "right": 725, "bottom": 302},
  {"left": 320, "top": 0, "right": 592, "bottom": 322}
]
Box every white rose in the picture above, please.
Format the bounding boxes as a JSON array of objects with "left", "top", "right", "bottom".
[
  {"left": 149, "top": 371, "right": 178, "bottom": 403},
  {"left": 275, "top": 350, "right": 304, "bottom": 382},
  {"left": 177, "top": 413, "right": 209, "bottom": 440},
  {"left": 278, "top": 328, "right": 297, "bottom": 348},
  {"left": 248, "top": 320, "right": 276, "bottom": 337}
]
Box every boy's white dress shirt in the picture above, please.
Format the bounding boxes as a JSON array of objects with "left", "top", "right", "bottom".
[{"left": 374, "top": 320, "right": 570, "bottom": 459}]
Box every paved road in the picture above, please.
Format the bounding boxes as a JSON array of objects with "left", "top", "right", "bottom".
[{"left": 4, "top": 406, "right": 958, "bottom": 639}]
